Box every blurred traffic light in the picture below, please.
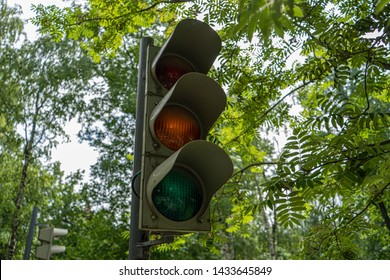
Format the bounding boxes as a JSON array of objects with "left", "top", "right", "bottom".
[{"left": 35, "top": 227, "right": 68, "bottom": 260}]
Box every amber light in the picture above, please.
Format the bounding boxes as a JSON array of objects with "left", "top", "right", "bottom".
[
  {"left": 154, "top": 105, "right": 201, "bottom": 151},
  {"left": 155, "top": 55, "right": 195, "bottom": 90}
]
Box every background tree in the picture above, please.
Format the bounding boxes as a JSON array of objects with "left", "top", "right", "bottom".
[
  {"left": 1, "top": 0, "right": 151, "bottom": 259},
  {"left": 0, "top": 1, "right": 112, "bottom": 259},
  {"left": 26, "top": 0, "right": 390, "bottom": 259}
]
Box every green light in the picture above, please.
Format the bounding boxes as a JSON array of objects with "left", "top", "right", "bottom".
[{"left": 152, "top": 167, "right": 202, "bottom": 222}]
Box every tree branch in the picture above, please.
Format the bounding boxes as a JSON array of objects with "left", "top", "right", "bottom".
[
  {"left": 229, "top": 161, "right": 285, "bottom": 184},
  {"left": 227, "top": 81, "right": 312, "bottom": 144},
  {"left": 70, "top": 0, "right": 190, "bottom": 26},
  {"left": 302, "top": 148, "right": 390, "bottom": 174},
  {"left": 376, "top": 201, "right": 390, "bottom": 234},
  {"left": 340, "top": 182, "right": 390, "bottom": 231}
]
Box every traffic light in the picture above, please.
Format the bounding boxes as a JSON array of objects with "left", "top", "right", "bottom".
[
  {"left": 139, "top": 19, "right": 233, "bottom": 233},
  {"left": 35, "top": 227, "right": 68, "bottom": 260}
]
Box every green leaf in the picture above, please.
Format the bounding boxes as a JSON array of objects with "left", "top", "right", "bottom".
[
  {"left": 276, "top": 203, "right": 288, "bottom": 211},
  {"left": 291, "top": 212, "right": 306, "bottom": 220},
  {"left": 290, "top": 200, "right": 306, "bottom": 208},
  {"left": 290, "top": 206, "right": 307, "bottom": 212},
  {"left": 274, "top": 24, "right": 284, "bottom": 38},
  {"left": 375, "top": 0, "right": 390, "bottom": 14},
  {"left": 242, "top": 215, "right": 254, "bottom": 224},
  {"left": 336, "top": 115, "right": 344, "bottom": 127},
  {"left": 290, "top": 217, "right": 301, "bottom": 226},
  {"left": 247, "top": 15, "right": 258, "bottom": 41},
  {"left": 258, "top": 6, "right": 271, "bottom": 39},
  {"left": 293, "top": 5, "right": 304, "bottom": 17},
  {"left": 278, "top": 208, "right": 290, "bottom": 216},
  {"left": 289, "top": 190, "right": 301, "bottom": 197},
  {"left": 226, "top": 224, "right": 240, "bottom": 233},
  {"left": 267, "top": 199, "right": 274, "bottom": 210}
]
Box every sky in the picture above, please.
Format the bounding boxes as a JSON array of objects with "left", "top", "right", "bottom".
[
  {"left": 8, "top": 0, "right": 99, "bottom": 179},
  {"left": 8, "top": 0, "right": 69, "bottom": 40}
]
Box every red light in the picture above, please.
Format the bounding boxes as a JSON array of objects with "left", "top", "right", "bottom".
[
  {"left": 155, "top": 55, "right": 195, "bottom": 90},
  {"left": 154, "top": 105, "right": 200, "bottom": 151}
]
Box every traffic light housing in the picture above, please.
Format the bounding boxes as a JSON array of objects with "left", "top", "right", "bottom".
[
  {"left": 139, "top": 19, "right": 233, "bottom": 233},
  {"left": 35, "top": 227, "right": 68, "bottom": 260}
]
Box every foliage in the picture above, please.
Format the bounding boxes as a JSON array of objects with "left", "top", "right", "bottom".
[
  {"left": 0, "top": 1, "right": 128, "bottom": 259},
  {"left": 31, "top": 0, "right": 190, "bottom": 61},
  {"left": 75, "top": 34, "right": 141, "bottom": 215},
  {"left": 10, "top": 0, "right": 390, "bottom": 260}
]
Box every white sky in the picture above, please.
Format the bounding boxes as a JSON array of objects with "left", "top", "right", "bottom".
[
  {"left": 8, "top": 0, "right": 98, "bottom": 179},
  {"left": 8, "top": 0, "right": 69, "bottom": 40}
]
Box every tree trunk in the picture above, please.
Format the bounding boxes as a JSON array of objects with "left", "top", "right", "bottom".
[
  {"left": 271, "top": 208, "right": 277, "bottom": 259},
  {"left": 377, "top": 202, "right": 390, "bottom": 234},
  {"left": 257, "top": 183, "right": 277, "bottom": 260},
  {"left": 7, "top": 92, "right": 40, "bottom": 259},
  {"left": 7, "top": 138, "right": 33, "bottom": 259}
]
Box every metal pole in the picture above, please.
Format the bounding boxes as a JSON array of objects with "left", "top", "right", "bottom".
[
  {"left": 129, "top": 36, "right": 154, "bottom": 260},
  {"left": 23, "top": 205, "right": 38, "bottom": 260}
]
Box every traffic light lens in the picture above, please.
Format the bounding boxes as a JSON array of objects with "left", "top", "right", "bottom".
[
  {"left": 152, "top": 167, "right": 203, "bottom": 222},
  {"left": 155, "top": 55, "right": 195, "bottom": 90},
  {"left": 154, "top": 105, "right": 201, "bottom": 151}
]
